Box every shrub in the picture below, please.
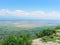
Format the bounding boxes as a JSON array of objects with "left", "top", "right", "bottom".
[
  {"left": 36, "top": 28, "right": 56, "bottom": 38},
  {"left": 41, "top": 36, "right": 52, "bottom": 42},
  {"left": 2, "top": 34, "right": 32, "bottom": 45},
  {"left": 55, "top": 26, "right": 60, "bottom": 29}
]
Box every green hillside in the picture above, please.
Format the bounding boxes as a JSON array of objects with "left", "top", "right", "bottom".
[{"left": 0, "top": 23, "right": 60, "bottom": 45}]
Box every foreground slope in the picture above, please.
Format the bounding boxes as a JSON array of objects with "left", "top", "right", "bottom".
[
  {"left": 32, "top": 28, "right": 60, "bottom": 45},
  {"left": 32, "top": 38, "right": 60, "bottom": 45}
]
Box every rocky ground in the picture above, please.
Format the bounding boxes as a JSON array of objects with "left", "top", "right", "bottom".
[{"left": 32, "top": 38, "right": 60, "bottom": 45}]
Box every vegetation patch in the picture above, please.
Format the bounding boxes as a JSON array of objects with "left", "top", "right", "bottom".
[
  {"left": 0, "top": 24, "right": 60, "bottom": 45},
  {"left": 2, "top": 34, "right": 32, "bottom": 45}
]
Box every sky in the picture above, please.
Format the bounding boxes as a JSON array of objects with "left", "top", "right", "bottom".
[{"left": 0, "top": 0, "right": 60, "bottom": 20}]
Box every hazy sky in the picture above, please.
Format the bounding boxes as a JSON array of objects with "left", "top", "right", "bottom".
[{"left": 0, "top": 0, "right": 60, "bottom": 20}]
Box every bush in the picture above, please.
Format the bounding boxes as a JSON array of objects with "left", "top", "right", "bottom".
[
  {"left": 36, "top": 28, "right": 56, "bottom": 38},
  {"left": 41, "top": 35, "right": 56, "bottom": 42},
  {"left": 2, "top": 34, "right": 32, "bottom": 45},
  {"left": 55, "top": 26, "right": 60, "bottom": 29},
  {"left": 41, "top": 36, "right": 52, "bottom": 42},
  {"left": 41, "top": 36, "right": 49, "bottom": 42}
]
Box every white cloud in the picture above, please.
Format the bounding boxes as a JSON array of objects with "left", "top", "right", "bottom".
[{"left": 0, "top": 9, "right": 60, "bottom": 19}]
